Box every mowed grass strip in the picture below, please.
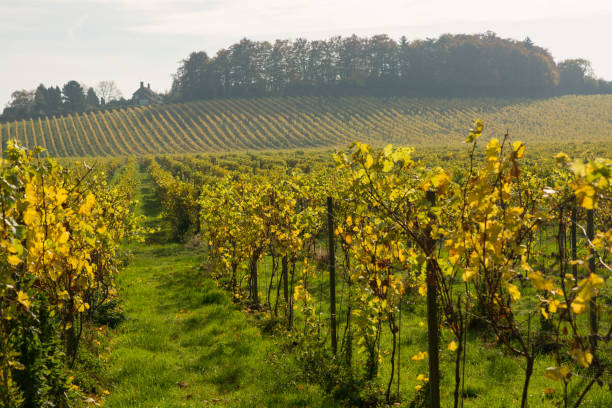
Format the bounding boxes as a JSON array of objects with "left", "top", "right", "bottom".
[{"left": 105, "top": 169, "right": 333, "bottom": 407}]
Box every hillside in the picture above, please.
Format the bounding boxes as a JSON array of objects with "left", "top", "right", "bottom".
[{"left": 1, "top": 95, "right": 611, "bottom": 157}]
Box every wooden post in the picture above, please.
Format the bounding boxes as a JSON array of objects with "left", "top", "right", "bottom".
[
  {"left": 250, "top": 250, "right": 260, "bottom": 305},
  {"left": 282, "top": 256, "right": 289, "bottom": 303},
  {"left": 587, "top": 208, "right": 598, "bottom": 350},
  {"left": 425, "top": 190, "right": 440, "bottom": 408},
  {"left": 327, "top": 196, "right": 338, "bottom": 355}
]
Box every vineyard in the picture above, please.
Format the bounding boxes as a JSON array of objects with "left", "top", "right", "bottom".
[
  {"left": 1, "top": 119, "right": 611, "bottom": 407},
  {"left": 1, "top": 95, "right": 612, "bottom": 157},
  {"left": 137, "top": 126, "right": 612, "bottom": 407}
]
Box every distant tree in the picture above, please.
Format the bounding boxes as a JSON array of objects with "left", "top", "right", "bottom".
[
  {"left": 62, "top": 81, "right": 86, "bottom": 112},
  {"left": 1, "top": 89, "right": 35, "bottom": 121},
  {"left": 484, "top": 30, "right": 498, "bottom": 40},
  {"left": 96, "top": 80, "right": 122, "bottom": 103},
  {"left": 557, "top": 59, "right": 597, "bottom": 94},
  {"left": 46, "top": 86, "right": 63, "bottom": 115},
  {"left": 86, "top": 87, "right": 100, "bottom": 108},
  {"left": 267, "top": 39, "right": 290, "bottom": 93},
  {"left": 597, "top": 78, "right": 612, "bottom": 93},
  {"left": 33, "top": 84, "right": 49, "bottom": 115},
  {"left": 228, "top": 39, "right": 261, "bottom": 96},
  {"left": 8, "top": 89, "right": 35, "bottom": 111},
  {"left": 172, "top": 51, "right": 211, "bottom": 101},
  {"left": 398, "top": 35, "right": 410, "bottom": 79},
  {"left": 105, "top": 96, "right": 129, "bottom": 109}
]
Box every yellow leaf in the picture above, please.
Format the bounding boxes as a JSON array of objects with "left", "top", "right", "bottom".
[
  {"left": 56, "top": 188, "right": 68, "bottom": 205},
  {"left": 485, "top": 138, "right": 501, "bottom": 159},
  {"left": 382, "top": 159, "right": 394, "bottom": 172},
  {"left": 430, "top": 170, "right": 450, "bottom": 190},
  {"left": 77, "top": 302, "right": 90, "bottom": 313},
  {"left": 572, "top": 273, "right": 604, "bottom": 314},
  {"left": 17, "top": 291, "right": 31, "bottom": 310},
  {"left": 571, "top": 159, "right": 587, "bottom": 177},
  {"left": 418, "top": 284, "right": 427, "bottom": 297},
  {"left": 9, "top": 360, "right": 25, "bottom": 370},
  {"left": 8, "top": 255, "right": 21, "bottom": 266},
  {"left": 383, "top": 144, "right": 393, "bottom": 156},
  {"left": 569, "top": 348, "right": 593, "bottom": 368},
  {"left": 580, "top": 194, "right": 594, "bottom": 210},
  {"left": 570, "top": 299, "right": 586, "bottom": 314},
  {"left": 528, "top": 272, "right": 554, "bottom": 291},
  {"left": 416, "top": 374, "right": 428, "bottom": 382},
  {"left": 548, "top": 299, "right": 559, "bottom": 314},
  {"left": 508, "top": 206, "right": 524, "bottom": 217},
  {"left": 574, "top": 184, "right": 595, "bottom": 209},
  {"left": 512, "top": 141, "right": 525, "bottom": 159},
  {"left": 544, "top": 366, "right": 570, "bottom": 381},
  {"left": 364, "top": 154, "right": 374, "bottom": 169},
  {"left": 507, "top": 284, "right": 521, "bottom": 301},
  {"left": 448, "top": 341, "right": 458, "bottom": 351},
  {"left": 58, "top": 231, "right": 69, "bottom": 244},
  {"left": 589, "top": 273, "right": 604, "bottom": 286},
  {"left": 411, "top": 351, "right": 428, "bottom": 361},
  {"left": 466, "top": 119, "right": 484, "bottom": 142},
  {"left": 23, "top": 206, "right": 38, "bottom": 225},
  {"left": 79, "top": 193, "right": 96, "bottom": 215},
  {"left": 462, "top": 267, "right": 477, "bottom": 282}
]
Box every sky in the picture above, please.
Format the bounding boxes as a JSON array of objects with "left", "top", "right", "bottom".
[{"left": 2, "top": 0, "right": 612, "bottom": 105}]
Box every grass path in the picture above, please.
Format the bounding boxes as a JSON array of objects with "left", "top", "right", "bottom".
[{"left": 105, "top": 168, "right": 332, "bottom": 407}]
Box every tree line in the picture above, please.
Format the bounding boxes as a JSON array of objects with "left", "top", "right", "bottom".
[
  {"left": 170, "top": 32, "right": 612, "bottom": 101},
  {"left": 1, "top": 80, "right": 129, "bottom": 123},
  {"left": 4, "top": 32, "right": 611, "bottom": 123}
]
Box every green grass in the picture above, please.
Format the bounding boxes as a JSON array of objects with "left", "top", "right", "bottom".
[{"left": 105, "top": 168, "right": 333, "bottom": 407}]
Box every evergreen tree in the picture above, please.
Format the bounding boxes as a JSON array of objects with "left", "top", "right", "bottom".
[
  {"left": 33, "top": 84, "right": 49, "bottom": 115},
  {"left": 62, "top": 81, "right": 86, "bottom": 113},
  {"left": 86, "top": 87, "right": 100, "bottom": 108},
  {"left": 46, "top": 86, "right": 63, "bottom": 115}
]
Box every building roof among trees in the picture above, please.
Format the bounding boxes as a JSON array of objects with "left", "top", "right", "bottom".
[{"left": 132, "top": 82, "right": 160, "bottom": 104}]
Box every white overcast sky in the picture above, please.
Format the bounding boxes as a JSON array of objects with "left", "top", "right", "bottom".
[{"left": 2, "top": 0, "right": 612, "bottom": 104}]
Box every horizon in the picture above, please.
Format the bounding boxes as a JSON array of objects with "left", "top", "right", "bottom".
[{"left": 2, "top": 0, "right": 612, "bottom": 104}]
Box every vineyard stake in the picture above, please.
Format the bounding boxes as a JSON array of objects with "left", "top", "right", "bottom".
[
  {"left": 425, "top": 189, "right": 440, "bottom": 408},
  {"left": 282, "top": 256, "right": 289, "bottom": 303},
  {"left": 327, "top": 196, "right": 338, "bottom": 355},
  {"left": 571, "top": 195, "right": 578, "bottom": 279}
]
